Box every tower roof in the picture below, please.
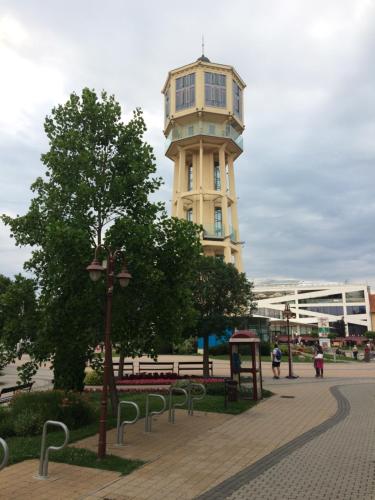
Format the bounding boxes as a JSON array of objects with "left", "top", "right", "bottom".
[{"left": 197, "top": 54, "right": 211, "bottom": 63}]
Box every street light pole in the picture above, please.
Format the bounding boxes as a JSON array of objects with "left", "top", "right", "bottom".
[
  {"left": 87, "top": 246, "right": 132, "bottom": 459},
  {"left": 283, "top": 303, "right": 298, "bottom": 380}
]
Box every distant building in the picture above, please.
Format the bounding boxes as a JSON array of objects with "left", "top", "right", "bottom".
[
  {"left": 162, "top": 53, "right": 245, "bottom": 270},
  {"left": 253, "top": 281, "right": 371, "bottom": 337},
  {"left": 369, "top": 294, "right": 375, "bottom": 331}
]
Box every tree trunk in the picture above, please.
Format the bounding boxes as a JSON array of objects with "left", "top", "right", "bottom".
[
  {"left": 118, "top": 351, "right": 125, "bottom": 379},
  {"left": 203, "top": 333, "right": 210, "bottom": 378}
]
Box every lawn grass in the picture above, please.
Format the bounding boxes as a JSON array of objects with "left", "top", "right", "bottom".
[{"left": 4, "top": 388, "right": 271, "bottom": 471}]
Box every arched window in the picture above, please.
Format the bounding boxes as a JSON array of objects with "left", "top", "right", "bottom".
[{"left": 186, "top": 208, "right": 193, "bottom": 222}]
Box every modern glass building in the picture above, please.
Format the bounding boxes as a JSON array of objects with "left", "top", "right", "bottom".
[{"left": 253, "top": 281, "right": 372, "bottom": 337}]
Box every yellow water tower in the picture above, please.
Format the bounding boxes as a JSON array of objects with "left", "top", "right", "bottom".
[{"left": 162, "top": 54, "right": 245, "bottom": 271}]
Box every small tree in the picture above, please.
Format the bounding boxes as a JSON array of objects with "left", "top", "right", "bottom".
[
  {"left": 331, "top": 317, "right": 346, "bottom": 338},
  {"left": 188, "top": 256, "right": 256, "bottom": 377}
]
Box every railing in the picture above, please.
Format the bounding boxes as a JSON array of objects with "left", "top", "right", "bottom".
[
  {"left": 116, "top": 401, "right": 140, "bottom": 446},
  {"left": 145, "top": 394, "right": 167, "bottom": 432},
  {"left": 168, "top": 387, "right": 188, "bottom": 424},
  {"left": 187, "top": 383, "right": 206, "bottom": 416},
  {"left": 0, "top": 438, "right": 9, "bottom": 471},
  {"left": 165, "top": 121, "right": 243, "bottom": 152},
  {"left": 38, "top": 421, "right": 69, "bottom": 479},
  {"left": 203, "top": 224, "right": 237, "bottom": 242}
]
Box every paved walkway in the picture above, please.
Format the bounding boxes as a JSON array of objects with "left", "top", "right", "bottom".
[{"left": 1, "top": 362, "right": 375, "bottom": 499}]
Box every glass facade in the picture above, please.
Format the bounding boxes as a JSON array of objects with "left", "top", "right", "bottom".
[
  {"left": 346, "top": 291, "right": 365, "bottom": 303},
  {"left": 347, "top": 305, "right": 366, "bottom": 315},
  {"left": 214, "top": 207, "right": 223, "bottom": 237},
  {"left": 176, "top": 73, "right": 195, "bottom": 111},
  {"left": 187, "top": 164, "right": 193, "bottom": 191},
  {"left": 232, "top": 80, "right": 242, "bottom": 119},
  {"left": 214, "top": 161, "right": 221, "bottom": 190},
  {"left": 299, "top": 306, "right": 344, "bottom": 315},
  {"left": 205, "top": 72, "right": 226, "bottom": 107},
  {"left": 299, "top": 293, "right": 342, "bottom": 304}
]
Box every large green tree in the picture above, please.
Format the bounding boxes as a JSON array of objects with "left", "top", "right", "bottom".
[
  {"left": 2, "top": 88, "right": 201, "bottom": 391},
  {"left": 188, "top": 256, "right": 256, "bottom": 377}
]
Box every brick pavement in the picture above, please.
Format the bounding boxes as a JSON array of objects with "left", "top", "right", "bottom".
[
  {"left": 1, "top": 363, "right": 375, "bottom": 499},
  {"left": 209, "top": 383, "right": 375, "bottom": 500}
]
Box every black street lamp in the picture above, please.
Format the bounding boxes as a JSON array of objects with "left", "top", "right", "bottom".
[
  {"left": 87, "top": 246, "right": 132, "bottom": 459},
  {"left": 283, "top": 303, "right": 298, "bottom": 379}
]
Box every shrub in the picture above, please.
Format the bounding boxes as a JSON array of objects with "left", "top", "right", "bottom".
[
  {"left": 0, "top": 407, "right": 14, "bottom": 437},
  {"left": 13, "top": 409, "right": 44, "bottom": 436},
  {"left": 209, "top": 343, "right": 229, "bottom": 356},
  {"left": 84, "top": 370, "right": 103, "bottom": 386},
  {"left": 10, "top": 390, "right": 96, "bottom": 434},
  {"left": 260, "top": 342, "right": 271, "bottom": 356}
]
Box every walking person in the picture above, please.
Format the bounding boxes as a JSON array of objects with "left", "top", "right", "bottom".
[
  {"left": 272, "top": 343, "right": 282, "bottom": 379},
  {"left": 352, "top": 345, "right": 358, "bottom": 360},
  {"left": 315, "top": 345, "right": 324, "bottom": 378}
]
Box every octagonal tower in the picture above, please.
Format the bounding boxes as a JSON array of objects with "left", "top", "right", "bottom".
[{"left": 162, "top": 54, "right": 245, "bottom": 271}]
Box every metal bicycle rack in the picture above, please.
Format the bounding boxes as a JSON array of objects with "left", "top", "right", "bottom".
[
  {"left": 0, "top": 438, "right": 9, "bottom": 472},
  {"left": 116, "top": 401, "right": 140, "bottom": 446},
  {"left": 168, "top": 387, "right": 188, "bottom": 424},
  {"left": 187, "top": 383, "right": 206, "bottom": 416},
  {"left": 38, "top": 420, "right": 69, "bottom": 479},
  {"left": 145, "top": 394, "right": 167, "bottom": 432}
]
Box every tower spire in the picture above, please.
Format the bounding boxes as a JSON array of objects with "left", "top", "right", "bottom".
[{"left": 202, "top": 34, "right": 205, "bottom": 56}]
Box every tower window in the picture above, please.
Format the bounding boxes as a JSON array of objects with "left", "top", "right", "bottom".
[
  {"left": 214, "top": 207, "right": 223, "bottom": 237},
  {"left": 176, "top": 73, "right": 195, "bottom": 111},
  {"left": 186, "top": 208, "right": 193, "bottom": 222},
  {"left": 214, "top": 162, "right": 221, "bottom": 191},
  {"left": 187, "top": 164, "right": 193, "bottom": 191},
  {"left": 233, "top": 80, "right": 242, "bottom": 119},
  {"left": 165, "top": 88, "right": 170, "bottom": 120},
  {"left": 205, "top": 72, "right": 226, "bottom": 107}
]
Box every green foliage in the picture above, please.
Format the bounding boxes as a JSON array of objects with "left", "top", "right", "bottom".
[
  {"left": 173, "top": 337, "right": 196, "bottom": 354},
  {"left": 0, "top": 343, "right": 16, "bottom": 370},
  {"left": 2, "top": 88, "right": 202, "bottom": 391},
  {"left": 0, "top": 407, "right": 14, "bottom": 437},
  {"left": 17, "top": 361, "right": 39, "bottom": 385},
  {"left": 187, "top": 256, "right": 256, "bottom": 375},
  {"left": 260, "top": 342, "right": 271, "bottom": 356},
  {"left": 13, "top": 409, "right": 44, "bottom": 436},
  {"left": 331, "top": 317, "right": 346, "bottom": 338},
  {"left": 209, "top": 343, "right": 229, "bottom": 356},
  {"left": 366, "top": 331, "right": 375, "bottom": 340},
  {"left": 89, "top": 354, "right": 104, "bottom": 374},
  {"left": 9, "top": 390, "right": 96, "bottom": 435},
  {"left": 84, "top": 370, "right": 103, "bottom": 386}
]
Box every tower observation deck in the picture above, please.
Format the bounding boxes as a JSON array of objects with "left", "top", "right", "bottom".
[{"left": 162, "top": 55, "right": 245, "bottom": 271}]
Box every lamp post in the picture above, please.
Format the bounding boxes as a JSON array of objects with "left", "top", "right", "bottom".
[
  {"left": 283, "top": 303, "right": 298, "bottom": 379},
  {"left": 87, "top": 246, "right": 132, "bottom": 459}
]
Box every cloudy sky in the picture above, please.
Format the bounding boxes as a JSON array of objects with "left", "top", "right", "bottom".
[{"left": 1, "top": 0, "right": 374, "bottom": 288}]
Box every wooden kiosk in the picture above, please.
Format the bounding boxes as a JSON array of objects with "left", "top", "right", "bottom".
[{"left": 229, "top": 330, "right": 263, "bottom": 400}]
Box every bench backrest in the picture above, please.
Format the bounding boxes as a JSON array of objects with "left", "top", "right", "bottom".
[
  {"left": 0, "top": 382, "right": 34, "bottom": 396},
  {"left": 112, "top": 362, "right": 134, "bottom": 373},
  {"left": 139, "top": 362, "right": 175, "bottom": 371}
]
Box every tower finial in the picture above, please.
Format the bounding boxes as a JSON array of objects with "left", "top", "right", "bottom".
[{"left": 202, "top": 34, "right": 205, "bottom": 56}]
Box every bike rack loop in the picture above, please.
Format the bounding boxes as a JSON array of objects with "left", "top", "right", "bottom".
[
  {"left": 116, "top": 401, "right": 140, "bottom": 446},
  {"left": 145, "top": 394, "right": 167, "bottom": 432},
  {"left": 0, "top": 438, "right": 9, "bottom": 472},
  {"left": 38, "top": 420, "right": 69, "bottom": 479},
  {"left": 188, "top": 383, "right": 206, "bottom": 416},
  {"left": 168, "top": 387, "right": 188, "bottom": 424}
]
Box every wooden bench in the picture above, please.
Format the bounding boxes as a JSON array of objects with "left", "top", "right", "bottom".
[
  {"left": 138, "top": 361, "right": 175, "bottom": 373},
  {"left": 0, "top": 382, "right": 34, "bottom": 405},
  {"left": 112, "top": 362, "right": 134, "bottom": 377},
  {"left": 178, "top": 361, "right": 213, "bottom": 376}
]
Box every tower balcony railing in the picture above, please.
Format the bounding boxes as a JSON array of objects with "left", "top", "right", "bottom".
[
  {"left": 202, "top": 224, "right": 237, "bottom": 242},
  {"left": 165, "top": 121, "right": 243, "bottom": 152}
]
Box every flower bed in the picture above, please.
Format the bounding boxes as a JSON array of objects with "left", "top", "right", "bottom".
[{"left": 84, "top": 376, "right": 225, "bottom": 392}]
